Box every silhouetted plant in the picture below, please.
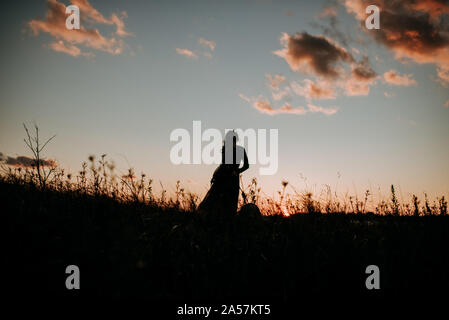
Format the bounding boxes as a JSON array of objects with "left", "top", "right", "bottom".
[
  {"left": 362, "top": 190, "right": 370, "bottom": 214},
  {"left": 390, "top": 185, "right": 400, "bottom": 216},
  {"left": 22, "top": 123, "right": 56, "bottom": 188},
  {"left": 301, "top": 192, "right": 320, "bottom": 214},
  {"left": 439, "top": 196, "right": 447, "bottom": 216},
  {"left": 412, "top": 195, "right": 420, "bottom": 217},
  {"left": 242, "top": 177, "right": 260, "bottom": 206},
  {"left": 424, "top": 193, "right": 432, "bottom": 216}
]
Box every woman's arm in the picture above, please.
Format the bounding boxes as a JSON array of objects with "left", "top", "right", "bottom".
[{"left": 238, "top": 149, "right": 249, "bottom": 174}]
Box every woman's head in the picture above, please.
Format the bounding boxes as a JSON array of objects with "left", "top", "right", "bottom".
[
  {"left": 222, "top": 130, "right": 238, "bottom": 164},
  {"left": 224, "top": 130, "right": 238, "bottom": 147}
]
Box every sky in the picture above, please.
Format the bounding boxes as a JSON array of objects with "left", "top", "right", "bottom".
[{"left": 0, "top": 0, "right": 448, "bottom": 203}]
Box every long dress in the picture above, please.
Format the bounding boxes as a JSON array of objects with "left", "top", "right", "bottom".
[
  {"left": 198, "top": 164, "right": 240, "bottom": 216},
  {"left": 198, "top": 145, "right": 246, "bottom": 216}
]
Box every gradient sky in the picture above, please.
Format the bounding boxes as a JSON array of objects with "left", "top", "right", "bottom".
[{"left": 1, "top": 0, "right": 448, "bottom": 204}]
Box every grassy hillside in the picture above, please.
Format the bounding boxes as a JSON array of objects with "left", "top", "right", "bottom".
[{"left": 3, "top": 180, "right": 449, "bottom": 300}]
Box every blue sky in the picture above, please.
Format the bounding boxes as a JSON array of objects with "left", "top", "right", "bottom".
[{"left": 1, "top": 0, "right": 448, "bottom": 203}]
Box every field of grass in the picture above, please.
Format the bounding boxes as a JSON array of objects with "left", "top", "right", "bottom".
[
  {"left": 3, "top": 160, "right": 449, "bottom": 299},
  {"left": 3, "top": 127, "right": 449, "bottom": 299}
]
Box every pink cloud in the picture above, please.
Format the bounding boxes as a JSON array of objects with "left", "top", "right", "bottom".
[
  {"left": 28, "top": 0, "right": 132, "bottom": 57},
  {"left": 198, "top": 38, "right": 216, "bottom": 51},
  {"left": 239, "top": 94, "right": 338, "bottom": 116},
  {"left": 70, "top": 0, "right": 133, "bottom": 36},
  {"left": 289, "top": 60, "right": 377, "bottom": 99},
  {"left": 437, "top": 67, "right": 449, "bottom": 87},
  {"left": 239, "top": 94, "right": 306, "bottom": 115},
  {"left": 253, "top": 100, "right": 308, "bottom": 115},
  {"left": 272, "top": 32, "right": 378, "bottom": 99},
  {"left": 177, "top": 37, "right": 216, "bottom": 60},
  {"left": 176, "top": 48, "right": 198, "bottom": 59},
  {"left": 203, "top": 51, "right": 213, "bottom": 59},
  {"left": 265, "top": 74, "right": 286, "bottom": 89},
  {"left": 339, "top": 57, "right": 378, "bottom": 95},
  {"left": 271, "top": 87, "right": 291, "bottom": 101},
  {"left": 411, "top": 0, "right": 449, "bottom": 19},
  {"left": 342, "top": 78, "right": 371, "bottom": 96},
  {"left": 342, "top": 0, "right": 449, "bottom": 86},
  {"left": 307, "top": 103, "right": 339, "bottom": 116},
  {"left": 274, "top": 32, "right": 354, "bottom": 79},
  {"left": 265, "top": 74, "right": 291, "bottom": 101},
  {"left": 291, "top": 79, "right": 337, "bottom": 100},
  {"left": 384, "top": 70, "right": 418, "bottom": 86},
  {"left": 110, "top": 12, "right": 133, "bottom": 37},
  {"left": 48, "top": 40, "right": 93, "bottom": 57},
  {"left": 318, "top": 6, "right": 338, "bottom": 18}
]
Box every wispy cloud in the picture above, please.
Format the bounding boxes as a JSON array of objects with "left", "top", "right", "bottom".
[
  {"left": 176, "top": 48, "right": 198, "bottom": 59},
  {"left": 198, "top": 38, "right": 215, "bottom": 51},
  {"left": 290, "top": 79, "right": 337, "bottom": 100},
  {"left": 384, "top": 70, "right": 418, "bottom": 86},
  {"left": 318, "top": 6, "right": 338, "bottom": 18},
  {"left": 437, "top": 67, "right": 449, "bottom": 87},
  {"left": 203, "top": 51, "right": 213, "bottom": 59},
  {"left": 265, "top": 74, "right": 286, "bottom": 89},
  {"left": 341, "top": 77, "right": 371, "bottom": 96},
  {"left": 71, "top": 0, "right": 133, "bottom": 36},
  {"left": 239, "top": 94, "right": 303, "bottom": 115},
  {"left": 48, "top": 40, "right": 93, "bottom": 57},
  {"left": 264, "top": 74, "right": 292, "bottom": 101},
  {"left": 28, "top": 0, "right": 133, "bottom": 57},
  {"left": 177, "top": 37, "right": 215, "bottom": 60},
  {"left": 271, "top": 87, "right": 292, "bottom": 101},
  {"left": 239, "top": 94, "right": 338, "bottom": 116},
  {"left": 307, "top": 103, "right": 339, "bottom": 115}
]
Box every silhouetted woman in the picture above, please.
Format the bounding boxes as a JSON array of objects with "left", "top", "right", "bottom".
[{"left": 198, "top": 131, "right": 249, "bottom": 216}]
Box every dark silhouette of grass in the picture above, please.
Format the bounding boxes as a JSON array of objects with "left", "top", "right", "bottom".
[
  {"left": 2, "top": 153, "right": 448, "bottom": 216},
  {"left": 3, "top": 178, "right": 449, "bottom": 299},
  {"left": 3, "top": 126, "right": 448, "bottom": 299}
]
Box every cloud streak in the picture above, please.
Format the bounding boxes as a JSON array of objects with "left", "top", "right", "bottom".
[
  {"left": 28, "top": 0, "right": 132, "bottom": 57},
  {"left": 239, "top": 94, "right": 338, "bottom": 116},
  {"left": 198, "top": 38, "right": 215, "bottom": 51},
  {"left": 1, "top": 154, "right": 57, "bottom": 168},
  {"left": 176, "top": 37, "right": 215, "bottom": 60},
  {"left": 384, "top": 70, "right": 418, "bottom": 86},
  {"left": 291, "top": 79, "right": 337, "bottom": 100},
  {"left": 71, "top": 0, "right": 133, "bottom": 36},
  {"left": 266, "top": 74, "right": 286, "bottom": 89},
  {"left": 48, "top": 40, "right": 93, "bottom": 57},
  {"left": 176, "top": 48, "right": 198, "bottom": 59}
]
